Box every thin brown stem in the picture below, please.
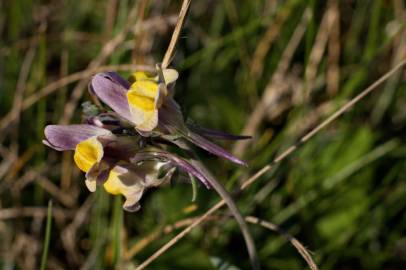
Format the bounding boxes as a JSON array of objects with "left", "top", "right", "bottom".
[
  {"left": 246, "top": 216, "right": 318, "bottom": 270},
  {"left": 127, "top": 213, "right": 318, "bottom": 270},
  {"left": 161, "top": 0, "right": 191, "bottom": 69}
]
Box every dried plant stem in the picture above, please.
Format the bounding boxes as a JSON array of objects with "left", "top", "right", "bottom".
[
  {"left": 130, "top": 214, "right": 318, "bottom": 270},
  {"left": 135, "top": 59, "right": 406, "bottom": 270},
  {"left": 327, "top": 0, "right": 340, "bottom": 96},
  {"left": 134, "top": 201, "right": 224, "bottom": 270},
  {"left": 104, "top": 0, "right": 118, "bottom": 40},
  {"left": 0, "top": 206, "right": 72, "bottom": 220},
  {"left": 245, "top": 216, "right": 318, "bottom": 270},
  {"left": 8, "top": 39, "right": 37, "bottom": 147},
  {"left": 234, "top": 8, "right": 311, "bottom": 156},
  {"left": 161, "top": 0, "right": 191, "bottom": 69},
  {"left": 304, "top": 3, "right": 337, "bottom": 99},
  {"left": 250, "top": 0, "right": 297, "bottom": 80}
]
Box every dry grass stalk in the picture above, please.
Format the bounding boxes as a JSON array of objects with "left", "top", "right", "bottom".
[
  {"left": 245, "top": 216, "right": 318, "bottom": 270},
  {"left": 126, "top": 214, "right": 318, "bottom": 270},
  {"left": 233, "top": 9, "right": 311, "bottom": 157},
  {"left": 0, "top": 207, "right": 74, "bottom": 220},
  {"left": 327, "top": 0, "right": 340, "bottom": 96},
  {"left": 304, "top": 3, "right": 337, "bottom": 99},
  {"left": 161, "top": 0, "right": 191, "bottom": 69},
  {"left": 371, "top": 0, "right": 406, "bottom": 123},
  {"left": 104, "top": 0, "right": 118, "bottom": 40},
  {"left": 250, "top": 2, "right": 295, "bottom": 81}
]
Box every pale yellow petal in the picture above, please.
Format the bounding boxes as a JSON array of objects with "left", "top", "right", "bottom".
[
  {"left": 85, "top": 179, "right": 97, "bottom": 192},
  {"left": 162, "top": 69, "right": 179, "bottom": 85},
  {"left": 135, "top": 110, "right": 158, "bottom": 132},
  {"left": 127, "top": 80, "right": 160, "bottom": 131},
  {"left": 103, "top": 167, "right": 145, "bottom": 211},
  {"left": 132, "top": 71, "right": 154, "bottom": 82},
  {"left": 73, "top": 137, "right": 103, "bottom": 172},
  {"left": 103, "top": 170, "right": 126, "bottom": 195},
  {"left": 129, "top": 80, "right": 159, "bottom": 98}
]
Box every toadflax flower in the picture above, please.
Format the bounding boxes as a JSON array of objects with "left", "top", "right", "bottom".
[
  {"left": 43, "top": 65, "right": 259, "bottom": 270},
  {"left": 43, "top": 66, "right": 251, "bottom": 212},
  {"left": 43, "top": 124, "right": 213, "bottom": 211},
  {"left": 90, "top": 66, "right": 247, "bottom": 166}
]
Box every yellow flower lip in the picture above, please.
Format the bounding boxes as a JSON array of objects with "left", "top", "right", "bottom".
[
  {"left": 126, "top": 68, "right": 179, "bottom": 132},
  {"left": 73, "top": 137, "right": 104, "bottom": 172},
  {"left": 128, "top": 81, "right": 159, "bottom": 111},
  {"left": 73, "top": 136, "right": 146, "bottom": 209}
]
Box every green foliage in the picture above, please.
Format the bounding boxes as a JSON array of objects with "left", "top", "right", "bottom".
[{"left": 0, "top": 0, "right": 405, "bottom": 269}]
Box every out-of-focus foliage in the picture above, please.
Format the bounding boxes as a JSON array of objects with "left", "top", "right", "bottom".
[{"left": 0, "top": 0, "right": 405, "bottom": 269}]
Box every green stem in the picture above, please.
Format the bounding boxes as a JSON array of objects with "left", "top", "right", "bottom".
[{"left": 40, "top": 200, "right": 53, "bottom": 270}]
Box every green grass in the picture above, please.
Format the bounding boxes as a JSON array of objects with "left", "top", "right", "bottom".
[
  {"left": 40, "top": 200, "right": 53, "bottom": 270},
  {"left": 0, "top": 0, "right": 405, "bottom": 269}
]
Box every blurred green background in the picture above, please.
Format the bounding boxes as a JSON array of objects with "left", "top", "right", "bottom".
[{"left": 0, "top": 0, "right": 405, "bottom": 269}]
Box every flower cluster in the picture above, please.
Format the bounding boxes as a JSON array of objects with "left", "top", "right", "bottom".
[{"left": 44, "top": 65, "right": 249, "bottom": 211}]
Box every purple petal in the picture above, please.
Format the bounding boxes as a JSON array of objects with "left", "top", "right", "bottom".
[
  {"left": 184, "top": 131, "right": 247, "bottom": 166},
  {"left": 131, "top": 151, "right": 212, "bottom": 188},
  {"left": 43, "top": 124, "right": 110, "bottom": 151},
  {"left": 157, "top": 99, "right": 246, "bottom": 165},
  {"left": 91, "top": 73, "right": 132, "bottom": 121},
  {"left": 105, "top": 72, "right": 131, "bottom": 89},
  {"left": 158, "top": 98, "right": 185, "bottom": 131},
  {"left": 187, "top": 123, "right": 252, "bottom": 140}
]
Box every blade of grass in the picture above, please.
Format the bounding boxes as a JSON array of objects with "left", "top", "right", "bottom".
[
  {"left": 39, "top": 200, "right": 53, "bottom": 270},
  {"left": 273, "top": 139, "right": 399, "bottom": 224},
  {"left": 112, "top": 196, "right": 123, "bottom": 267}
]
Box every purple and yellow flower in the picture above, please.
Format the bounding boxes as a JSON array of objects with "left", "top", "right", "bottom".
[
  {"left": 43, "top": 124, "right": 214, "bottom": 211},
  {"left": 90, "top": 67, "right": 248, "bottom": 166},
  {"left": 44, "top": 124, "right": 150, "bottom": 211},
  {"left": 127, "top": 69, "right": 178, "bottom": 131},
  {"left": 90, "top": 68, "right": 179, "bottom": 132},
  {"left": 43, "top": 65, "right": 256, "bottom": 268},
  {"left": 43, "top": 66, "right": 250, "bottom": 211}
]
